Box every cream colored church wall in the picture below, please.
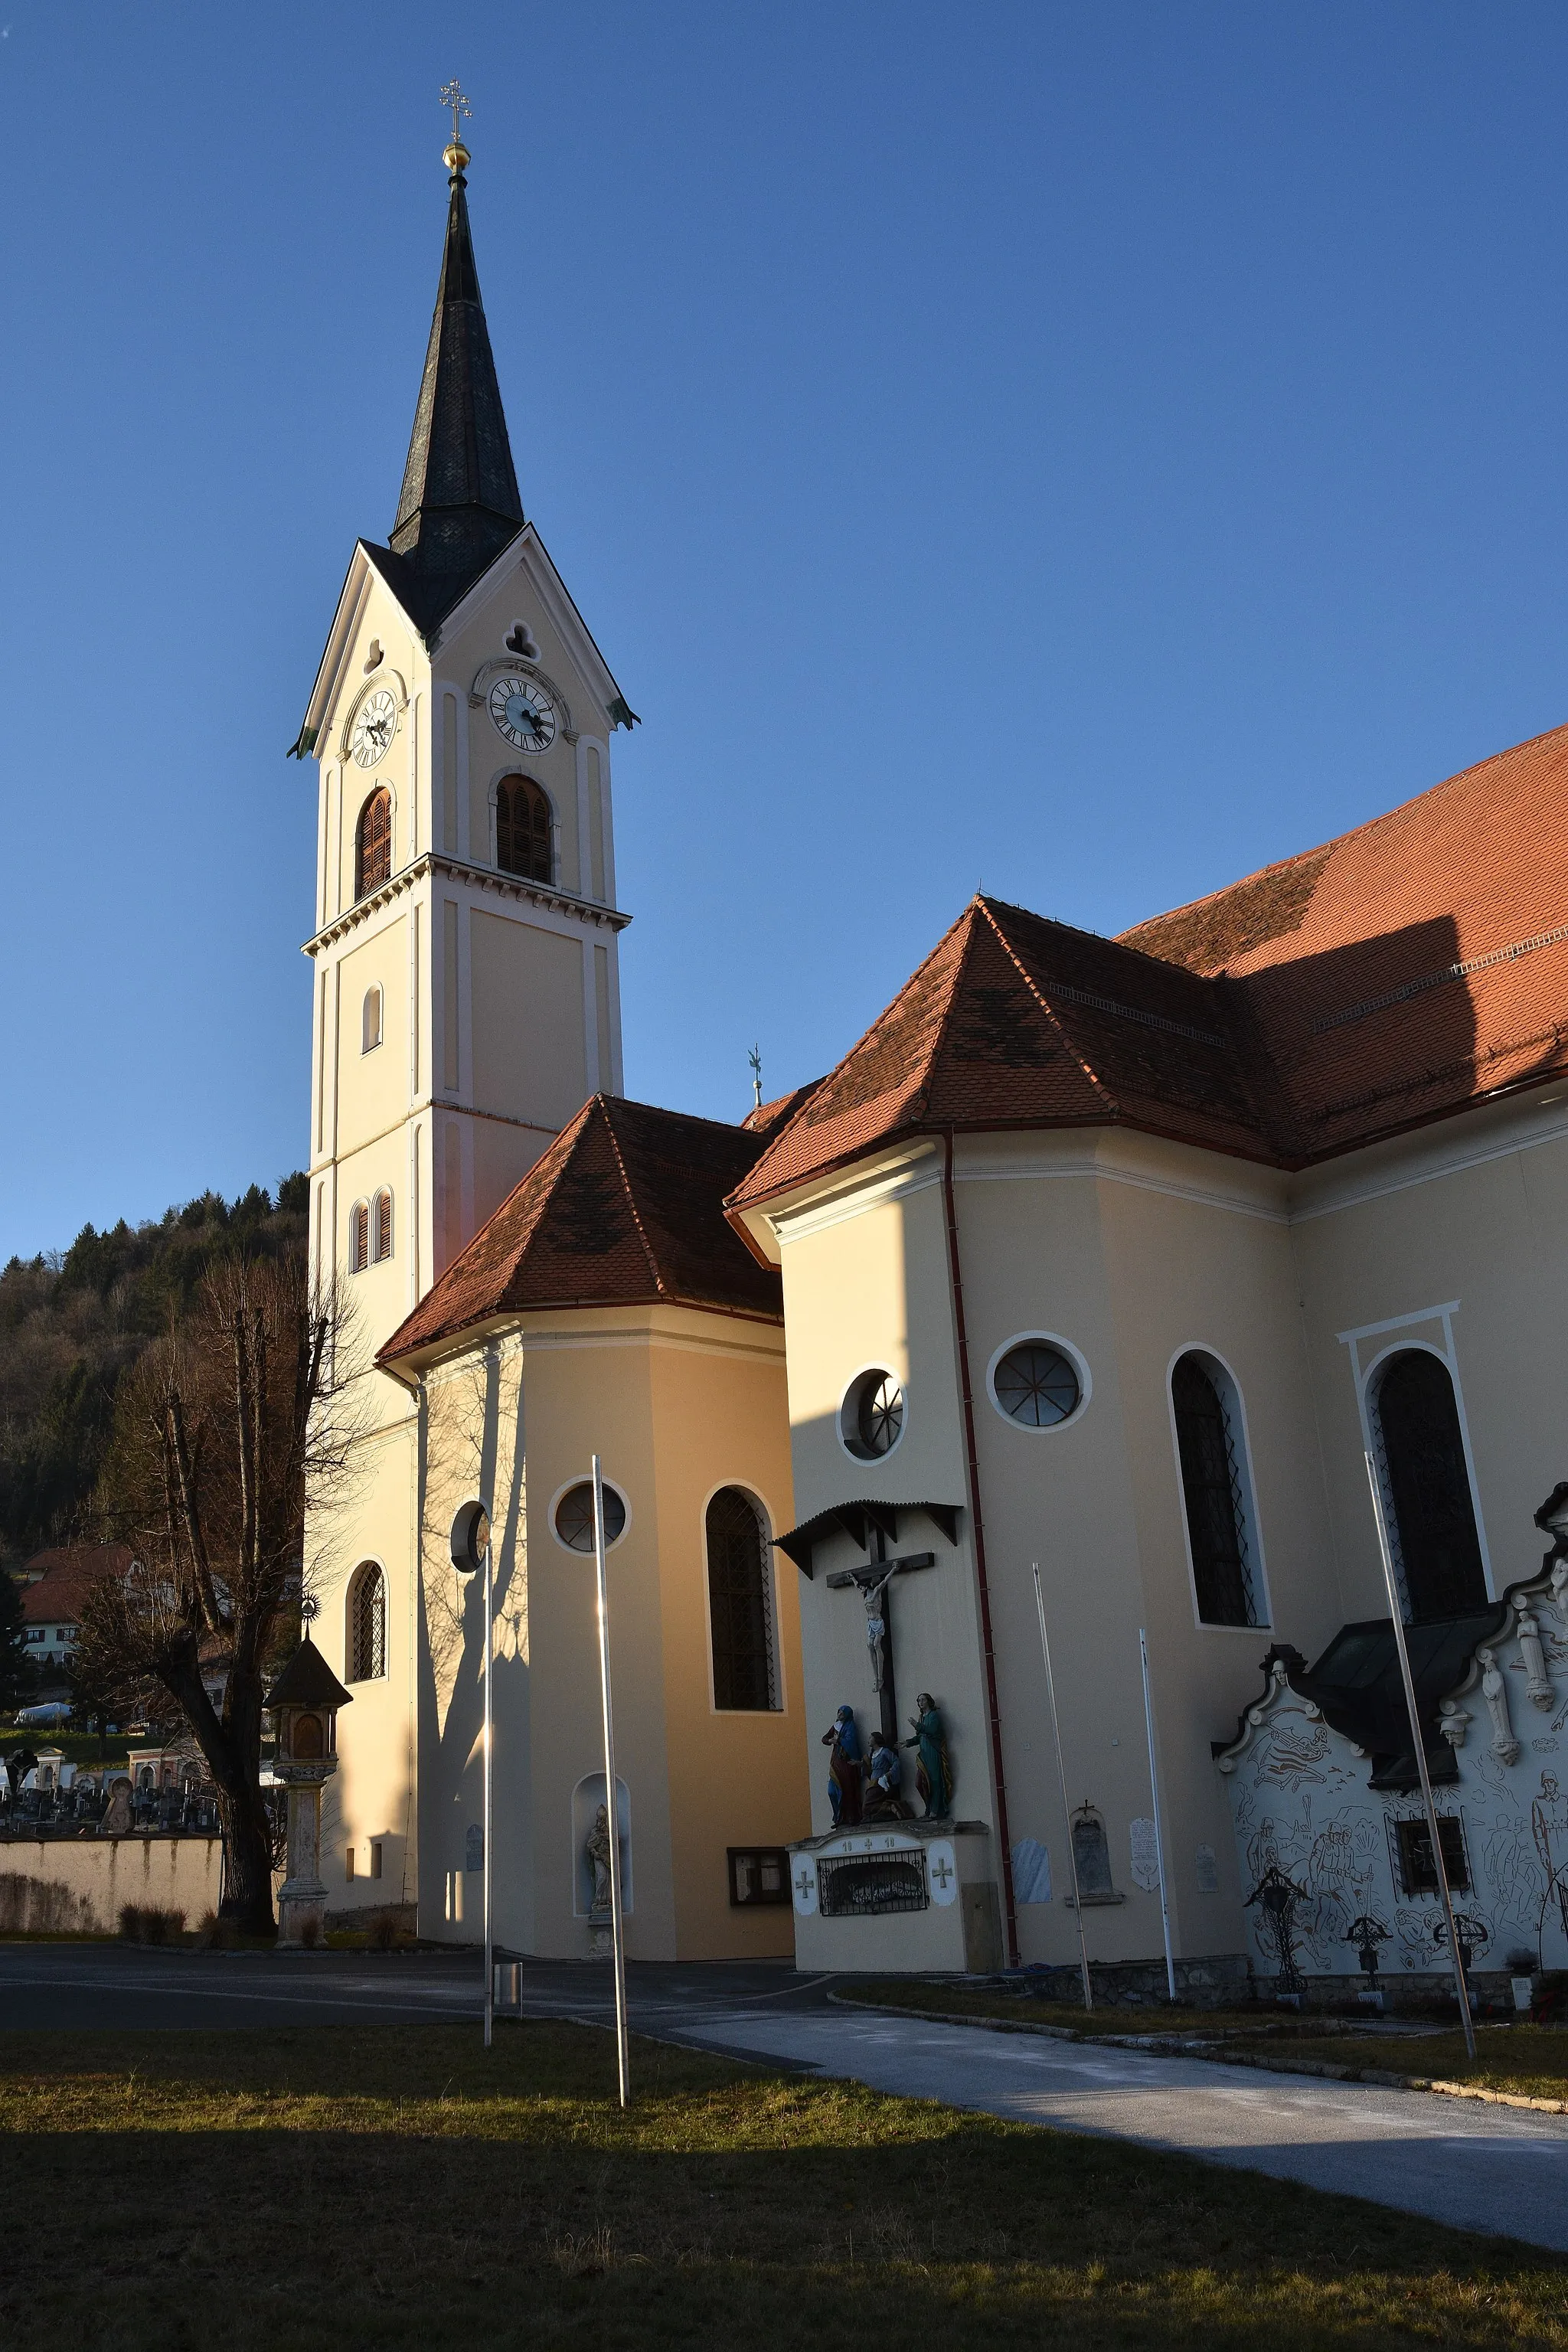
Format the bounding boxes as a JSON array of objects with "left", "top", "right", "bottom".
[
  {"left": 643, "top": 1330, "right": 809, "bottom": 1958},
  {"left": 776, "top": 1165, "right": 998, "bottom": 1872},
  {"left": 323, "top": 577, "right": 425, "bottom": 922},
  {"left": 333, "top": 918, "right": 410, "bottom": 1154},
  {"left": 1289, "top": 1100, "right": 1568, "bottom": 1625},
  {"left": 469, "top": 911, "right": 588, "bottom": 1130},
  {"left": 312, "top": 1413, "right": 420, "bottom": 1916}
]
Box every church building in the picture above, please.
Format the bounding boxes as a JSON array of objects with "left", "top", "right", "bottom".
[{"left": 297, "top": 127, "right": 1568, "bottom": 1991}]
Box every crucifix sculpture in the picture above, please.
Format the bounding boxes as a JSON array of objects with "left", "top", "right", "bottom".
[{"left": 825, "top": 1524, "right": 934, "bottom": 1746}]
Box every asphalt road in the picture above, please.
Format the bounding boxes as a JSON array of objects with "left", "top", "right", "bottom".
[{"left": 5, "top": 1945, "right": 1567, "bottom": 2250}]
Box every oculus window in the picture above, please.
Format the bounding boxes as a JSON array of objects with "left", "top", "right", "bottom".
[
  {"left": 992, "top": 1340, "right": 1081, "bottom": 1428},
  {"left": 705, "top": 1487, "right": 779, "bottom": 1710},
  {"left": 840, "top": 1369, "right": 904, "bottom": 1461},
  {"left": 1370, "top": 1350, "right": 1487, "bottom": 1622},
  {"left": 1171, "top": 1351, "right": 1266, "bottom": 1627},
  {"left": 554, "top": 1480, "right": 628, "bottom": 1553}
]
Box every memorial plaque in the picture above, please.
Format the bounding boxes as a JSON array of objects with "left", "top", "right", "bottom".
[
  {"left": 1129, "top": 1816, "right": 1161, "bottom": 1893},
  {"left": 1195, "top": 1843, "right": 1219, "bottom": 1893}
]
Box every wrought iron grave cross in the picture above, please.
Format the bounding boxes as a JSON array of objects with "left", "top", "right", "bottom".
[{"left": 825, "top": 1524, "right": 934, "bottom": 1744}]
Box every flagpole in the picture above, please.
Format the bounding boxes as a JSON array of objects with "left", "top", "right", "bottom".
[
  {"left": 1364, "top": 1453, "right": 1476, "bottom": 2061},
  {"left": 1138, "top": 1627, "right": 1178, "bottom": 2002},
  {"left": 1032, "top": 1565, "right": 1093, "bottom": 2011},
  {"left": 593, "top": 1455, "right": 631, "bottom": 2107},
  {"left": 483, "top": 1527, "right": 493, "bottom": 2050}
]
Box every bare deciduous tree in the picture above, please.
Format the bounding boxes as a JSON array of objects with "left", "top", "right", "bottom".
[{"left": 76, "top": 1253, "right": 360, "bottom": 1933}]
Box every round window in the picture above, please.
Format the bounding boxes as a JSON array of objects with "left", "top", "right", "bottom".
[
  {"left": 841, "top": 1369, "right": 905, "bottom": 1461},
  {"left": 554, "top": 1480, "right": 628, "bottom": 1553},
  {"left": 992, "top": 1341, "right": 1081, "bottom": 1428}
]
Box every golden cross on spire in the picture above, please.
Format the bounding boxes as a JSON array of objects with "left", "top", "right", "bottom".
[{"left": 439, "top": 79, "right": 472, "bottom": 143}]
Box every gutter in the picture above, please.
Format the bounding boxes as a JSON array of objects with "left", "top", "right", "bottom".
[{"left": 941, "top": 1128, "right": 1019, "bottom": 1966}]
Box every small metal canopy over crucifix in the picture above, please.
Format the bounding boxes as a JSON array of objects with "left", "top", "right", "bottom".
[{"left": 824, "top": 1510, "right": 936, "bottom": 1745}]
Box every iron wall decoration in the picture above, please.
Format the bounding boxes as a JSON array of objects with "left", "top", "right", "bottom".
[
  {"left": 1246, "top": 1862, "right": 1308, "bottom": 1994},
  {"left": 817, "top": 1849, "right": 929, "bottom": 1917}
]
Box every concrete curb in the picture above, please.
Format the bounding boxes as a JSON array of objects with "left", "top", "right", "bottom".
[{"left": 825, "top": 1992, "right": 1568, "bottom": 2115}]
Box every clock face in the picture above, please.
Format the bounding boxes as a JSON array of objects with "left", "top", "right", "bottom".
[
  {"left": 351, "top": 688, "right": 397, "bottom": 768},
  {"left": 488, "top": 672, "right": 557, "bottom": 754}
]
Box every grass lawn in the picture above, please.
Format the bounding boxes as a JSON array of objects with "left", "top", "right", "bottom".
[
  {"left": 2, "top": 2024, "right": 1567, "bottom": 2349},
  {"left": 833, "top": 1978, "right": 1293, "bottom": 2037},
  {"left": 1232, "top": 2023, "right": 1568, "bottom": 2102}
]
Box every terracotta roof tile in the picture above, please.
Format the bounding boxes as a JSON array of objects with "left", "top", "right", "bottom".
[
  {"left": 380, "top": 1095, "right": 782, "bottom": 1362},
  {"left": 19, "top": 1545, "right": 133, "bottom": 1625},
  {"left": 730, "top": 717, "right": 1568, "bottom": 1209}
]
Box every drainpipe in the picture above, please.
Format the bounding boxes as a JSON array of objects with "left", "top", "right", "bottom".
[{"left": 941, "top": 1129, "right": 1020, "bottom": 1967}]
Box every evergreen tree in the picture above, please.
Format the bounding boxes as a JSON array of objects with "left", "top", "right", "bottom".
[{"left": 0, "top": 1569, "right": 34, "bottom": 1714}]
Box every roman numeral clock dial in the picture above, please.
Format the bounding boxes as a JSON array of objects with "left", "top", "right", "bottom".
[
  {"left": 488, "top": 672, "right": 557, "bottom": 753},
  {"left": 350, "top": 688, "right": 397, "bottom": 767}
]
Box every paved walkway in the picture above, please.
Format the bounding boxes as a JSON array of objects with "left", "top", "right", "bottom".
[{"left": 649, "top": 1999, "right": 1568, "bottom": 2252}]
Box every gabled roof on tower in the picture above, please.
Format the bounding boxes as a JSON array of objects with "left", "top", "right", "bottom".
[
  {"left": 378, "top": 1096, "right": 783, "bottom": 1365},
  {"left": 727, "top": 717, "right": 1568, "bottom": 1218},
  {"left": 384, "top": 143, "right": 524, "bottom": 616}
]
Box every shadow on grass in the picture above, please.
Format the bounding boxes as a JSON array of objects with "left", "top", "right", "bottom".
[{"left": 1, "top": 2025, "right": 1565, "bottom": 2351}]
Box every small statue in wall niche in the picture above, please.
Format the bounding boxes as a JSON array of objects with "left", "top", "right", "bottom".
[
  {"left": 862, "top": 1733, "right": 911, "bottom": 1820},
  {"left": 1480, "top": 1648, "right": 1521, "bottom": 1766},
  {"left": 822, "top": 1707, "right": 863, "bottom": 1828},
  {"left": 586, "top": 1804, "right": 614, "bottom": 1916},
  {"left": 903, "top": 1693, "right": 953, "bottom": 1819}
]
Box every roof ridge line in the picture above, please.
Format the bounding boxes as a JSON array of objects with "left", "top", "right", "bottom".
[
  {"left": 599, "top": 1097, "right": 669, "bottom": 1300},
  {"left": 1119, "top": 714, "right": 1568, "bottom": 956},
  {"left": 976, "top": 900, "right": 1119, "bottom": 1112}
]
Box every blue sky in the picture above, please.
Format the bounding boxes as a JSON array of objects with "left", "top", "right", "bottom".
[{"left": 4, "top": 3, "right": 1568, "bottom": 1260}]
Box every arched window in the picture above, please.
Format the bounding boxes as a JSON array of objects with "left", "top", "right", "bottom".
[
  {"left": 1370, "top": 1350, "right": 1486, "bottom": 1622},
  {"left": 705, "top": 1487, "right": 779, "bottom": 1710},
  {"left": 496, "top": 775, "right": 552, "bottom": 883},
  {"left": 1171, "top": 1351, "right": 1263, "bottom": 1627},
  {"left": 348, "top": 1562, "right": 387, "bottom": 1682},
  {"left": 355, "top": 788, "right": 392, "bottom": 898},
  {"left": 362, "top": 986, "right": 383, "bottom": 1053},
  {"left": 350, "top": 1200, "right": 369, "bottom": 1273},
  {"left": 372, "top": 1188, "right": 393, "bottom": 1263}
]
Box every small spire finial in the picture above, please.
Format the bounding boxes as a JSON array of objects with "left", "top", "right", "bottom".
[
  {"left": 748, "top": 1044, "right": 763, "bottom": 1111},
  {"left": 439, "top": 78, "right": 472, "bottom": 177}
]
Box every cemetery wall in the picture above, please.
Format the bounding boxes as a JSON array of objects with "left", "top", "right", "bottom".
[{"left": 0, "top": 1834, "right": 222, "bottom": 1932}]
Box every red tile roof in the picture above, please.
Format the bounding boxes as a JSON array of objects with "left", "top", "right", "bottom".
[
  {"left": 730, "top": 719, "right": 1568, "bottom": 1211},
  {"left": 19, "top": 1545, "right": 133, "bottom": 1625},
  {"left": 379, "top": 1095, "right": 783, "bottom": 1363}
]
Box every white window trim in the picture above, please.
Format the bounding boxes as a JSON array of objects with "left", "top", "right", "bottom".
[
  {"left": 1165, "top": 1341, "right": 1272, "bottom": 1632},
  {"left": 547, "top": 1475, "right": 632, "bottom": 1556},
  {"left": 361, "top": 985, "right": 384, "bottom": 1055},
  {"left": 699, "top": 1480, "right": 786, "bottom": 1716},
  {"left": 1354, "top": 1331, "right": 1493, "bottom": 1614},
  {"left": 836, "top": 1361, "right": 908, "bottom": 1466},
  {"left": 984, "top": 1330, "right": 1093, "bottom": 1433}
]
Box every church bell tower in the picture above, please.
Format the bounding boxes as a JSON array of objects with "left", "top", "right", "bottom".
[{"left": 294, "top": 105, "right": 638, "bottom": 1347}]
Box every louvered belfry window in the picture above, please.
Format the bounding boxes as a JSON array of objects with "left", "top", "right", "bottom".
[
  {"left": 706, "top": 1487, "right": 777, "bottom": 1710},
  {"left": 496, "top": 776, "right": 552, "bottom": 883},
  {"left": 351, "top": 1202, "right": 369, "bottom": 1273},
  {"left": 374, "top": 1190, "right": 392, "bottom": 1263},
  {"left": 356, "top": 789, "right": 392, "bottom": 898},
  {"left": 1172, "top": 1353, "right": 1259, "bottom": 1626},
  {"left": 1374, "top": 1351, "right": 1487, "bottom": 1622},
  {"left": 348, "top": 1563, "right": 387, "bottom": 1681}
]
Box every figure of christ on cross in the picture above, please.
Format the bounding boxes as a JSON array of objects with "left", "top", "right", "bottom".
[{"left": 825, "top": 1526, "right": 935, "bottom": 1748}]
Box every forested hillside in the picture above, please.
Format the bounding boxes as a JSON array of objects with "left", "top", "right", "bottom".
[{"left": 0, "top": 1178, "right": 308, "bottom": 1570}]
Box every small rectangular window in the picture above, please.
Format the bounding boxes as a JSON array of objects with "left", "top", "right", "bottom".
[
  {"left": 370, "top": 1841, "right": 383, "bottom": 1880},
  {"left": 1392, "top": 1815, "right": 1469, "bottom": 1897},
  {"left": 727, "top": 1847, "right": 792, "bottom": 1907},
  {"left": 345, "top": 1847, "right": 356, "bottom": 1881}
]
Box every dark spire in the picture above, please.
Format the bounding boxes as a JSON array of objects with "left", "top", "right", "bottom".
[{"left": 389, "top": 136, "right": 524, "bottom": 603}]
